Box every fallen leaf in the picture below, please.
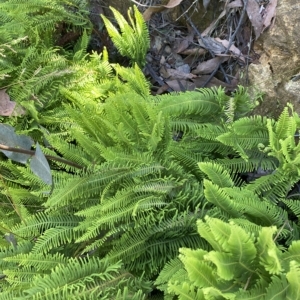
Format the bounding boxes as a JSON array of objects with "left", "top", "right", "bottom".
[
  {"left": 143, "top": 7, "right": 164, "bottom": 21},
  {"left": 164, "top": 0, "right": 184, "bottom": 8},
  {"left": 226, "top": 0, "right": 243, "bottom": 8},
  {"left": 245, "top": 0, "right": 264, "bottom": 39},
  {"left": 156, "top": 84, "right": 171, "bottom": 94},
  {"left": 262, "top": 0, "right": 277, "bottom": 33},
  {"left": 175, "top": 39, "right": 190, "bottom": 53},
  {"left": 0, "top": 89, "right": 25, "bottom": 116},
  {"left": 203, "top": 0, "right": 211, "bottom": 10},
  {"left": 192, "top": 57, "right": 228, "bottom": 75},
  {"left": 166, "top": 79, "right": 196, "bottom": 91},
  {"left": 197, "top": 36, "right": 226, "bottom": 54},
  {"left": 0, "top": 124, "right": 33, "bottom": 163},
  {"left": 166, "top": 76, "right": 237, "bottom": 92},
  {"left": 30, "top": 142, "right": 52, "bottom": 185},
  {"left": 160, "top": 67, "right": 196, "bottom": 80},
  {"left": 179, "top": 47, "right": 207, "bottom": 56},
  {"left": 215, "top": 38, "right": 245, "bottom": 62},
  {"left": 192, "top": 76, "right": 236, "bottom": 91},
  {"left": 143, "top": 0, "right": 184, "bottom": 21}
]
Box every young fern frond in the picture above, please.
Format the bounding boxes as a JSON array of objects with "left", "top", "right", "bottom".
[{"left": 101, "top": 6, "right": 150, "bottom": 67}]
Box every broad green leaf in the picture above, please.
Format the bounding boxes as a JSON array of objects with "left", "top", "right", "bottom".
[{"left": 30, "top": 142, "right": 52, "bottom": 185}]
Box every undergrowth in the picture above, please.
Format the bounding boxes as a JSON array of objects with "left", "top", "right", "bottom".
[{"left": 0, "top": 2, "right": 300, "bottom": 299}]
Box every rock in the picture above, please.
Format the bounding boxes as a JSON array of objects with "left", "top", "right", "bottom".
[{"left": 247, "top": 0, "right": 300, "bottom": 117}]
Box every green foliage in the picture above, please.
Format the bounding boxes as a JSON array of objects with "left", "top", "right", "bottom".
[
  {"left": 101, "top": 5, "right": 150, "bottom": 67},
  {"left": 1, "top": 2, "right": 300, "bottom": 299},
  {"left": 157, "top": 217, "right": 300, "bottom": 300}
]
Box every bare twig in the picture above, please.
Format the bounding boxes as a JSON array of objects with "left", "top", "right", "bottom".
[{"left": 0, "top": 144, "right": 83, "bottom": 169}]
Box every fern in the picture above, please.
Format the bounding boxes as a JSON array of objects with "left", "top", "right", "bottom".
[
  {"left": 2, "top": 3, "right": 300, "bottom": 298},
  {"left": 101, "top": 5, "right": 150, "bottom": 67},
  {"left": 158, "top": 217, "right": 300, "bottom": 300}
]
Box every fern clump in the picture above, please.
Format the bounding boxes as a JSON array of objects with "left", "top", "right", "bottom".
[
  {"left": 157, "top": 217, "right": 300, "bottom": 300},
  {"left": 1, "top": 2, "right": 300, "bottom": 299},
  {"left": 101, "top": 6, "right": 150, "bottom": 67}
]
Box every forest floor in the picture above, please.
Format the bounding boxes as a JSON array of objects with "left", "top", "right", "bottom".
[{"left": 93, "top": 0, "right": 276, "bottom": 97}]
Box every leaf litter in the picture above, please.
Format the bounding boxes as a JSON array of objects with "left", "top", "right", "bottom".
[{"left": 140, "top": 0, "right": 277, "bottom": 94}]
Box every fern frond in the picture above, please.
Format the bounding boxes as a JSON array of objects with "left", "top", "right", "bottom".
[
  {"left": 199, "top": 162, "right": 234, "bottom": 188},
  {"left": 157, "top": 89, "right": 225, "bottom": 119},
  {"left": 11, "top": 212, "right": 82, "bottom": 238},
  {"left": 101, "top": 6, "right": 149, "bottom": 67}
]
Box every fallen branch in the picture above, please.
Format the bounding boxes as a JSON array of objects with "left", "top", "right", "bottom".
[{"left": 0, "top": 144, "right": 83, "bottom": 169}]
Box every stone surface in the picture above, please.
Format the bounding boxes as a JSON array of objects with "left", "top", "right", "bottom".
[{"left": 247, "top": 0, "right": 300, "bottom": 117}]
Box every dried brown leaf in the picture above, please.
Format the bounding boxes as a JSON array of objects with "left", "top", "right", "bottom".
[
  {"left": 226, "top": 0, "right": 243, "bottom": 8},
  {"left": 192, "top": 76, "right": 236, "bottom": 91},
  {"left": 166, "top": 79, "right": 196, "bottom": 91},
  {"left": 156, "top": 84, "right": 171, "bottom": 94},
  {"left": 215, "top": 38, "right": 245, "bottom": 62},
  {"left": 175, "top": 39, "right": 190, "bottom": 53},
  {"left": 262, "top": 0, "right": 277, "bottom": 33},
  {"left": 0, "top": 90, "right": 25, "bottom": 116},
  {"left": 160, "top": 67, "right": 196, "bottom": 80},
  {"left": 203, "top": 0, "right": 211, "bottom": 10},
  {"left": 166, "top": 75, "right": 237, "bottom": 92},
  {"left": 192, "top": 57, "right": 228, "bottom": 75},
  {"left": 179, "top": 47, "right": 207, "bottom": 56},
  {"left": 143, "top": 6, "right": 165, "bottom": 21},
  {"left": 245, "top": 0, "right": 263, "bottom": 39},
  {"left": 197, "top": 37, "right": 226, "bottom": 54},
  {"left": 175, "top": 30, "right": 194, "bottom": 54},
  {"left": 143, "top": 0, "right": 184, "bottom": 21},
  {"left": 164, "top": 0, "right": 184, "bottom": 8}
]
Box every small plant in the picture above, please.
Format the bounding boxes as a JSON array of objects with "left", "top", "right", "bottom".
[
  {"left": 156, "top": 217, "right": 300, "bottom": 300},
  {"left": 101, "top": 5, "right": 150, "bottom": 67}
]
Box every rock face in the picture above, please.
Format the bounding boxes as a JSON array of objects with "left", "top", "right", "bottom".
[{"left": 247, "top": 0, "right": 300, "bottom": 117}]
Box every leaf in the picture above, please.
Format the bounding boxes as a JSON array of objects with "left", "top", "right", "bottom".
[
  {"left": 203, "top": 0, "right": 211, "bottom": 10},
  {"left": 0, "top": 124, "right": 33, "bottom": 163},
  {"left": 262, "top": 0, "right": 278, "bottom": 33},
  {"left": 192, "top": 76, "right": 236, "bottom": 91},
  {"left": 226, "top": 0, "right": 243, "bottom": 8},
  {"left": 166, "top": 79, "right": 196, "bottom": 92},
  {"left": 30, "top": 142, "right": 52, "bottom": 185},
  {"left": 214, "top": 38, "right": 245, "bottom": 62},
  {"left": 164, "top": 0, "right": 184, "bottom": 8},
  {"left": 256, "top": 227, "right": 282, "bottom": 274},
  {"left": 162, "top": 67, "right": 196, "bottom": 80},
  {"left": 192, "top": 57, "right": 228, "bottom": 75},
  {"left": 286, "top": 261, "right": 300, "bottom": 299},
  {"left": 0, "top": 89, "right": 25, "bottom": 116},
  {"left": 245, "top": 0, "right": 264, "bottom": 39},
  {"left": 197, "top": 37, "right": 226, "bottom": 54},
  {"left": 143, "top": 0, "right": 184, "bottom": 21}
]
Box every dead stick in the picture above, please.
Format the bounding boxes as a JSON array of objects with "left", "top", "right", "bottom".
[{"left": 0, "top": 144, "right": 83, "bottom": 169}]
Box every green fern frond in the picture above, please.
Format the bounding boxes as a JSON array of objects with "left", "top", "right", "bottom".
[
  {"left": 114, "top": 63, "right": 150, "bottom": 97},
  {"left": 11, "top": 212, "right": 82, "bottom": 238},
  {"left": 157, "top": 89, "right": 225, "bottom": 119},
  {"left": 199, "top": 162, "right": 234, "bottom": 188},
  {"left": 281, "top": 199, "right": 300, "bottom": 218},
  {"left": 101, "top": 6, "right": 149, "bottom": 67},
  {"left": 214, "top": 156, "right": 278, "bottom": 174},
  {"left": 30, "top": 226, "right": 80, "bottom": 255},
  {"left": 4, "top": 257, "right": 151, "bottom": 300}
]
